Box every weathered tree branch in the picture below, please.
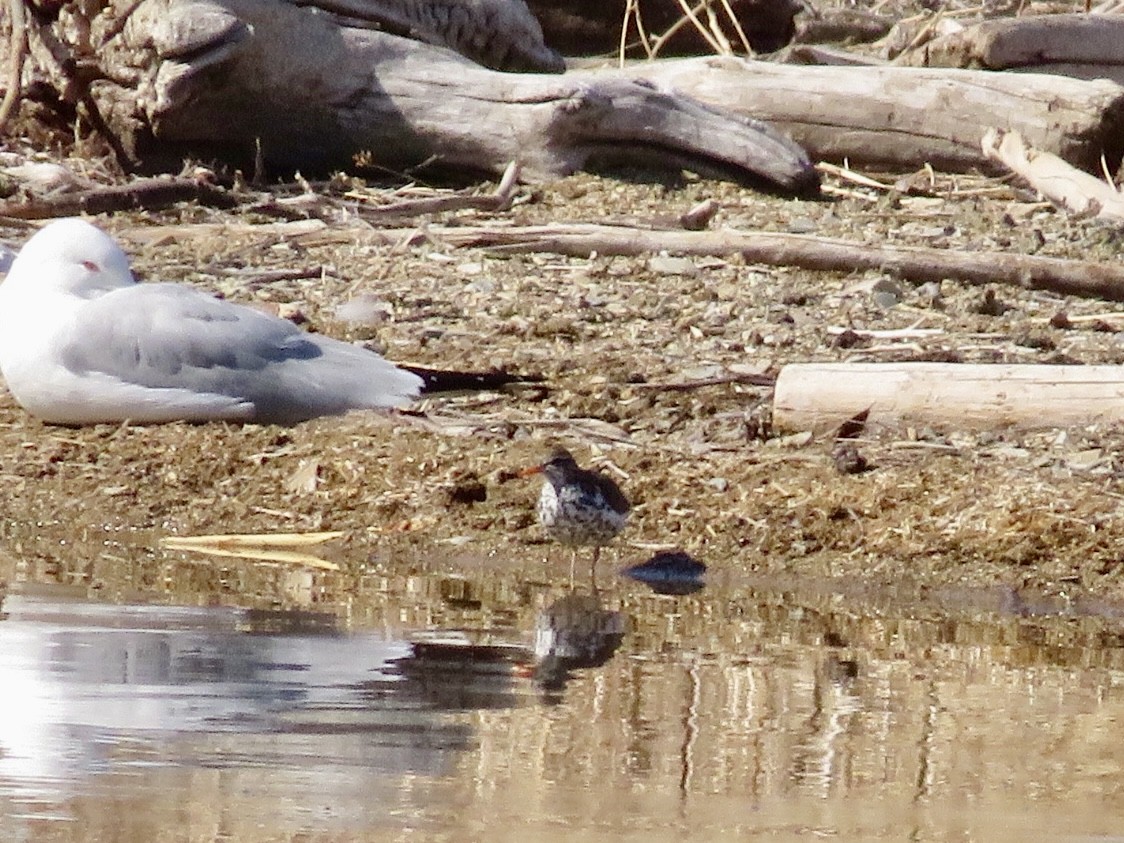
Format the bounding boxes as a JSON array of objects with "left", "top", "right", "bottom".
[
  {"left": 286, "top": 0, "right": 564, "bottom": 72},
  {"left": 898, "top": 12, "right": 1124, "bottom": 88},
  {"left": 982, "top": 127, "right": 1124, "bottom": 224},
  {"left": 0, "top": 0, "right": 28, "bottom": 134},
  {"left": 402, "top": 221, "right": 1124, "bottom": 301}
]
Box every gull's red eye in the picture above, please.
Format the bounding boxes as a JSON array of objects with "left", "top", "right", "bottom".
[{"left": 81, "top": 260, "right": 99, "bottom": 272}]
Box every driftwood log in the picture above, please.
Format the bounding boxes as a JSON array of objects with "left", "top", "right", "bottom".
[
  {"left": 773, "top": 362, "right": 1124, "bottom": 434},
  {"left": 982, "top": 128, "right": 1124, "bottom": 224},
  {"left": 899, "top": 13, "right": 1124, "bottom": 88},
  {"left": 627, "top": 56, "right": 1124, "bottom": 174},
  {"left": 1, "top": 0, "right": 818, "bottom": 192}
]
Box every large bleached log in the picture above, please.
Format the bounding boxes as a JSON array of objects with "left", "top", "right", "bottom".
[
  {"left": 9, "top": 0, "right": 817, "bottom": 192},
  {"left": 773, "top": 362, "right": 1124, "bottom": 433},
  {"left": 626, "top": 56, "right": 1124, "bottom": 173}
]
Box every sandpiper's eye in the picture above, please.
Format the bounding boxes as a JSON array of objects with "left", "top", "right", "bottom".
[{"left": 81, "top": 260, "right": 99, "bottom": 272}]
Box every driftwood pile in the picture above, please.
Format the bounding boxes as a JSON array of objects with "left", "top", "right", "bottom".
[{"left": 3, "top": 1, "right": 1124, "bottom": 181}]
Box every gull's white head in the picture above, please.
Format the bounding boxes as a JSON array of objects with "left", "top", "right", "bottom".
[{"left": 4, "top": 218, "right": 136, "bottom": 298}]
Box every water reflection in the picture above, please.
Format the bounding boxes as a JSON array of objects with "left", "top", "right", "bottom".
[
  {"left": 387, "top": 591, "right": 627, "bottom": 705},
  {"left": 1, "top": 563, "right": 1124, "bottom": 841},
  {"left": 533, "top": 593, "right": 625, "bottom": 694},
  {"left": 0, "top": 589, "right": 467, "bottom": 833}
]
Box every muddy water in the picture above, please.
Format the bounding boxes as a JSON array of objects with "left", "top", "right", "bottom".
[{"left": 0, "top": 552, "right": 1123, "bottom": 842}]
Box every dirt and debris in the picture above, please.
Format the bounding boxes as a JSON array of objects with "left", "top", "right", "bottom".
[{"left": 4, "top": 136, "right": 1124, "bottom": 610}]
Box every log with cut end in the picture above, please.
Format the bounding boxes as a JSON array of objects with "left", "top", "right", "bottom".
[{"left": 772, "top": 362, "right": 1124, "bottom": 433}]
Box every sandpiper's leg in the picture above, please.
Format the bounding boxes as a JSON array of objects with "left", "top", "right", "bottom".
[
  {"left": 590, "top": 546, "right": 602, "bottom": 590},
  {"left": 569, "top": 550, "right": 577, "bottom": 588}
]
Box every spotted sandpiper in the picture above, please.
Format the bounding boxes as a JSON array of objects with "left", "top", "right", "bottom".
[{"left": 520, "top": 447, "right": 630, "bottom": 584}]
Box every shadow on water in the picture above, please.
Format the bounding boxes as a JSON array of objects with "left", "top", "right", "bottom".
[{"left": 3, "top": 544, "right": 1124, "bottom": 840}]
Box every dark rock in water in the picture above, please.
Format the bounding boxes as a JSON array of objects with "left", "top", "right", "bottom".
[{"left": 623, "top": 550, "right": 707, "bottom": 595}]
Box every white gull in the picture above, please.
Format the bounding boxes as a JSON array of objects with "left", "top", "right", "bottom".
[{"left": 0, "top": 218, "right": 423, "bottom": 425}]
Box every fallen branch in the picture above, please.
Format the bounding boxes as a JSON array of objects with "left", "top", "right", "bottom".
[
  {"left": 899, "top": 12, "right": 1124, "bottom": 79},
  {"left": 160, "top": 530, "right": 345, "bottom": 570},
  {"left": 0, "top": 176, "right": 239, "bottom": 218},
  {"left": 355, "top": 160, "right": 522, "bottom": 219},
  {"left": 982, "top": 127, "right": 1124, "bottom": 223},
  {"left": 631, "top": 372, "right": 775, "bottom": 391},
  {"left": 826, "top": 325, "right": 944, "bottom": 340},
  {"left": 401, "top": 221, "right": 1124, "bottom": 302},
  {"left": 241, "top": 163, "right": 523, "bottom": 223}
]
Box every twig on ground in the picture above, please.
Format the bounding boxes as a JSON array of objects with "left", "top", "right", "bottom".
[
  {"left": 631, "top": 373, "right": 776, "bottom": 392},
  {"left": 0, "top": 176, "right": 239, "bottom": 218}
]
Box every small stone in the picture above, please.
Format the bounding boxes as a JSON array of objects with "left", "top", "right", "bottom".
[
  {"left": 334, "top": 294, "right": 391, "bottom": 325},
  {"left": 832, "top": 442, "right": 873, "bottom": 475},
  {"left": 775, "top": 431, "right": 813, "bottom": 449},
  {"left": 276, "top": 302, "right": 307, "bottom": 324},
  {"left": 973, "top": 288, "right": 1010, "bottom": 316},
  {"left": 1048, "top": 311, "right": 1072, "bottom": 329},
  {"left": 871, "top": 277, "right": 902, "bottom": 309},
  {"left": 916, "top": 281, "right": 943, "bottom": 306},
  {"left": 833, "top": 329, "right": 867, "bottom": 349},
  {"left": 648, "top": 255, "right": 698, "bottom": 276}
]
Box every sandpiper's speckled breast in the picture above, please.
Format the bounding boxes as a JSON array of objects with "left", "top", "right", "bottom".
[{"left": 538, "top": 482, "right": 627, "bottom": 546}]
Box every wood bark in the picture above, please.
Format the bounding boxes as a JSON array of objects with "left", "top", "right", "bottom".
[
  {"left": 625, "top": 56, "right": 1124, "bottom": 174},
  {"left": 288, "top": 0, "right": 566, "bottom": 72},
  {"left": 894, "top": 13, "right": 1124, "bottom": 86},
  {"left": 773, "top": 362, "right": 1124, "bottom": 433}
]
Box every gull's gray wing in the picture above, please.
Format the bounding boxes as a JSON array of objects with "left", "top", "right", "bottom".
[{"left": 60, "top": 283, "right": 421, "bottom": 423}]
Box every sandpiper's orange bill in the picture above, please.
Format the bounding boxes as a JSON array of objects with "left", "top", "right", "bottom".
[{"left": 517, "top": 464, "right": 545, "bottom": 478}]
